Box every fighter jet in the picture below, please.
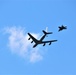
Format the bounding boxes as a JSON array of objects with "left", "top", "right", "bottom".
[
  {"left": 28, "top": 30, "right": 57, "bottom": 48},
  {"left": 58, "top": 25, "right": 67, "bottom": 32}
]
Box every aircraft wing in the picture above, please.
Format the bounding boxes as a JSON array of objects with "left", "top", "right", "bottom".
[
  {"left": 58, "top": 26, "right": 61, "bottom": 28},
  {"left": 41, "top": 40, "right": 57, "bottom": 43},
  {"left": 28, "top": 33, "right": 38, "bottom": 43}
]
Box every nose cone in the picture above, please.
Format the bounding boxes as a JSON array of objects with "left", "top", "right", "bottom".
[{"left": 65, "top": 26, "right": 67, "bottom": 29}]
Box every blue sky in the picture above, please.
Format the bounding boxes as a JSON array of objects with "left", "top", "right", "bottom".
[{"left": 0, "top": 0, "right": 76, "bottom": 75}]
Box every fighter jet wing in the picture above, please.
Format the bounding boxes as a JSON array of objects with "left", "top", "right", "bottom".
[{"left": 58, "top": 26, "right": 61, "bottom": 28}]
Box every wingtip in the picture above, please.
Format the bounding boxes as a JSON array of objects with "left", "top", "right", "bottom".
[
  {"left": 51, "top": 32, "right": 53, "bottom": 34},
  {"left": 49, "top": 32, "right": 53, "bottom": 34},
  {"left": 28, "top": 32, "right": 29, "bottom": 34},
  {"left": 58, "top": 30, "right": 60, "bottom": 32},
  {"left": 56, "top": 40, "right": 58, "bottom": 41}
]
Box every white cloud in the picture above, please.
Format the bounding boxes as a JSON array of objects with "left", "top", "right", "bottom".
[{"left": 4, "top": 26, "right": 44, "bottom": 63}]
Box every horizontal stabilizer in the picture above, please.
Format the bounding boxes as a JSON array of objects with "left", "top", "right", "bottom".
[{"left": 42, "top": 30, "right": 53, "bottom": 35}]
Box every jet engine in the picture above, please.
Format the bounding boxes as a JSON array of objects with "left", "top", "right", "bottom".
[
  {"left": 49, "top": 42, "right": 51, "bottom": 45},
  {"left": 31, "top": 41, "right": 33, "bottom": 43},
  {"left": 43, "top": 43, "right": 46, "bottom": 46},
  {"left": 28, "top": 38, "right": 30, "bottom": 40}
]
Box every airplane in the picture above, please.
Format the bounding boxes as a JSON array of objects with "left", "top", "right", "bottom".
[
  {"left": 28, "top": 30, "right": 57, "bottom": 48},
  {"left": 58, "top": 25, "right": 67, "bottom": 32}
]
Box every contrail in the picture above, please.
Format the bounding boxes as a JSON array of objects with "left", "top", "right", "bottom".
[{"left": 45, "top": 27, "right": 48, "bottom": 32}]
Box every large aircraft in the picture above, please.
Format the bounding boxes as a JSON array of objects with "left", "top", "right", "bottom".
[
  {"left": 58, "top": 25, "right": 67, "bottom": 31},
  {"left": 28, "top": 30, "right": 57, "bottom": 48}
]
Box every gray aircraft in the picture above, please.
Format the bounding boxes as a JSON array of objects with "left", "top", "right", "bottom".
[
  {"left": 58, "top": 25, "right": 67, "bottom": 31},
  {"left": 28, "top": 30, "right": 57, "bottom": 48}
]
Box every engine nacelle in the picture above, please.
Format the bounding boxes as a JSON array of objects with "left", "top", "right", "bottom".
[
  {"left": 49, "top": 42, "right": 51, "bottom": 45},
  {"left": 28, "top": 38, "right": 30, "bottom": 40},
  {"left": 43, "top": 43, "right": 46, "bottom": 46},
  {"left": 31, "top": 41, "right": 33, "bottom": 43}
]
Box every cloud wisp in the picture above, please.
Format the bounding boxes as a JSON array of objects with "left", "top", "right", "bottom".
[{"left": 4, "top": 26, "right": 44, "bottom": 63}]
